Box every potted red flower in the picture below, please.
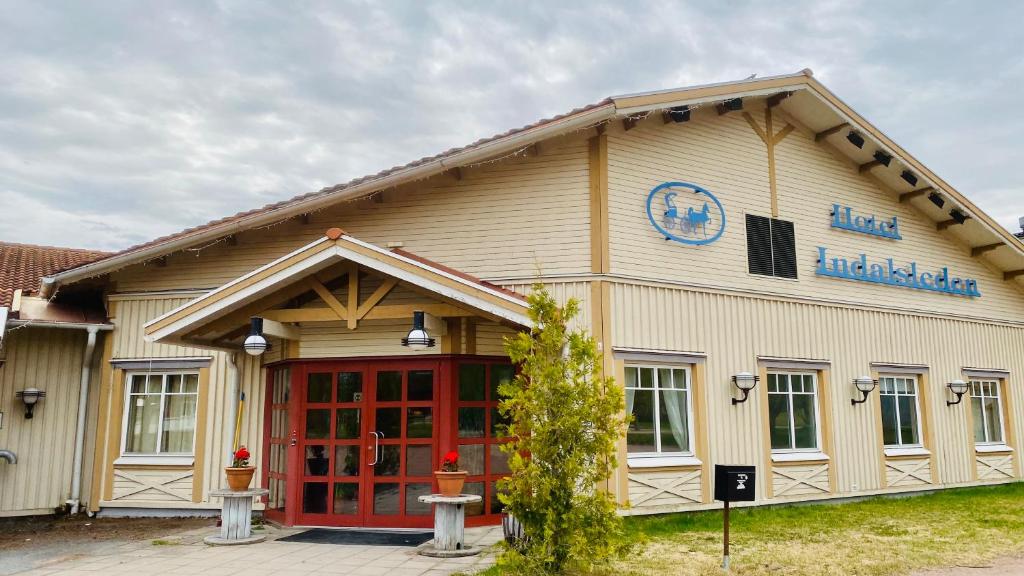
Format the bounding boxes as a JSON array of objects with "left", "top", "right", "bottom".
[
  {"left": 225, "top": 446, "right": 255, "bottom": 491},
  {"left": 435, "top": 450, "right": 466, "bottom": 497}
]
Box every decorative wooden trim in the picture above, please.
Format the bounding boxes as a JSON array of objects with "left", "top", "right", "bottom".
[
  {"left": 917, "top": 371, "right": 939, "bottom": 484},
  {"left": 999, "top": 378, "right": 1020, "bottom": 478},
  {"left": 937, "top": 218, "right": 969, "bottom": 231},
  {"left": 307, "top": 277, "right": 348, "bottom": 320},
  {"left": 766, "top": 91, "right": 792, "bottom": 108},
  {"left": 814, "top": 122, "right": 849, "bottom": 142},
  {"left": 463, "top": 318, "right": 476, "bottom": 355},
  {"left": 104, "top": 368, "right": 126, "bottom": 502},
  {"left": 872, "top": 369, "right": 887, "bottom": 489},
  {"left": 589, "top": 134, "right": 610, "bottom": 274},
  {"left": 614, "top": 357, "right": 630, "bottom": 505},
  {"left": 261, "top": 303, "right": 475, "bottom": 324},
  {"left": 963, "top": 382, "right": 979, "bottom": 482},
  {"left": 355, "top": 278, "right": 398, "bottom": 320},
  {"left": 817, "top": 369, "right": 837, "bottom": 493},
  {"left": 192, "top": 367, "right": 210, "bottom": 503},
  {"left": 743, "top": 107, "right": 794, "bottom": 218},
  {"left": 759, "top": 365, "right": 773, "bottom": 498},
  {"left": 692, "top": 362, "right": 711, "bottom": 504},
  {"left": 858, "top": 159, "right": 883, "bottom": 173},
  {"left": 1003, "top": 270, "right": 1024, "bottom": 281},
  {"left": 346, "top": 263, "right": 359, "bottom": 329},
  {"left": 898, "top": 187, "right": 934, "bottom": 203},
  {"left": 971, "top": 243, "right": 1003, "bottom": 257}
]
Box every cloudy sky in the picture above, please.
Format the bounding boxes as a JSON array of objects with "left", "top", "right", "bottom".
[{"left": 1, "top": 1, "right": 1022, "bottom": 251}]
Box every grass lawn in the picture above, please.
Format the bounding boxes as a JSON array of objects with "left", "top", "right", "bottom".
[
  {"left": 478, "top": 482, "right": 1024, "bottom": 575},
  {"left": 616, "top": 483, "right": 1024, "bottom": 575}
]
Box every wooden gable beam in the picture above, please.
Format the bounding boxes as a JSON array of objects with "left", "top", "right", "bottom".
[
  {"left": 307, "top": 277, "right": 348, "bottom": 320},
  {"left": 858, "top": 159, "right": 883, "bottom": 173},
  {"left": 971, "top": 243, "right": 1004, "bottom": 257},
  {"left": 898, "top": 187, "right": 934, "bottom": 203},
  {"left": 814, "top": 122, "right": 849, "bottom": 142},
  {"left": 355, "top": 278, "right": 398, "bottom": 321},
  {"left": 937, "top": 217, "right": 970, "bottom": 231},
  {"left": 1004, "top": 270, "right": 1024, "bottom": 281},
  {"left": 347, "top": 262, "right": 359, "bottom": 330},
  {"left": 262, "top": 303, "right": 475, "bottom": 323},
  {"left": 261, "top": 318, "right": 300, "bottom": 340}
]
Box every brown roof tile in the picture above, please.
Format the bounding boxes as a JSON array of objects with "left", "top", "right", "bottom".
[{"left": 0, "top": 242, "right": 110, "bottom": 307}]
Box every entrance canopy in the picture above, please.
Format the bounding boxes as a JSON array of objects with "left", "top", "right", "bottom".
[{"left": 144, "top": 228, "right": 531, "bottom": 350}]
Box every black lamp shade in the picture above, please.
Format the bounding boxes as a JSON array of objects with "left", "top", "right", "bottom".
[{"left": 402, "top": 311, "right": 436, "bottom": 349}]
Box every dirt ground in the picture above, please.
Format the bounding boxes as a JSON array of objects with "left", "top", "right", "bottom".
[
  {"left": 0, "top": 515, "right": 213, "bottom": 550},
  {"left": 0, "top": 515, "right": 213, "bottom": 575},
  {"left": 913, "top": 555, "right": 1024, "bottom": 576}
]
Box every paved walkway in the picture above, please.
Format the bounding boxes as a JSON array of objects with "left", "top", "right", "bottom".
[{"left": 13, "top": 524, "right": 501, "bottom": 576}]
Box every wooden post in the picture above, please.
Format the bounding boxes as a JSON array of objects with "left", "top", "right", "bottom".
[{"left": 723, "top": 501, "right": 731, "bottom": 571}]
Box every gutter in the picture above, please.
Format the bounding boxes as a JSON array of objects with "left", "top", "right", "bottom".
[
  {"left": 40, "top": 102, "right": 617, "bottom": 296},
  {"left": 68, "top": 327, "right": 99, "bottom": 514}
]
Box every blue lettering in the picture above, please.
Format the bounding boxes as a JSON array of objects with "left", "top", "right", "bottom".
[{"left": 815, "top": 247, "right": 979, "bottom": 298}]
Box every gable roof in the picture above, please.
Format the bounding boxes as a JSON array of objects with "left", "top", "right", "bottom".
[
  {"left": 45, "top": 70, "right": 1024, "bottom": 292},
  {"left": 144, "top": 228, "right": 531, "bottom": 348},
  {"left": 0, "top": 241, "right": 109, "bottom": 308}
]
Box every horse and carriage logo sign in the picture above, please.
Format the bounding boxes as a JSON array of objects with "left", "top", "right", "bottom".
[{"left": 645, "top": 181, "right": 726, "bottom": 245}]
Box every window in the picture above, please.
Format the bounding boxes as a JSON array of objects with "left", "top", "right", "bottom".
[
  {"left": 454, "top": 361, "right": 515, "bottom": 516},
  {"left": 879, "top": 376, "right": 922, "bottom": 447},
  {"left": 625, "top": 366, "right": 693, "bottom": 456},
  {"left": 971, "top": 380, "right": 1005, "bottom": 445},
  {"left": 746, "top": 214, "right": 797, "bottom": 279},
  {"left": 767, "top": 372, "right": 819, "bottom": 451},
  {"left": 123, "top": 372, "right": 199, "bottom": 454}
]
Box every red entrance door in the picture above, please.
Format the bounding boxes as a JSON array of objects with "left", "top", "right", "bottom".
[{"left": 291, "top": 360, "right": 441, "bottom": 528}]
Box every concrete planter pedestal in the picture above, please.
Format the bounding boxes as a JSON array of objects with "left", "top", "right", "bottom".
[
  {"left": 417, "top": 494, "right": 483, "bottom": 557},
  {"left": 204, "top": 488, "right": 269, "bottom": 546}
]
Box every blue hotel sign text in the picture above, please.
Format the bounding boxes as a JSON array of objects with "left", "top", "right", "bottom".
[
  {"left": 831, "top": 204, "right": 901, "bottom": 240},
  {"left": 816, "top": 248, "right": 980, "bottom": 297}
]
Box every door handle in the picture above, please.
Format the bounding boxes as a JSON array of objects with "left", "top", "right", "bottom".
[{"left": 368, "top": 432, "right": 382, "bottom": 465}]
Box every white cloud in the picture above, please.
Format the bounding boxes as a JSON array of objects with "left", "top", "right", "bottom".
[{"left": 0, "top": 0, "right": 1021, "bottom": 250}]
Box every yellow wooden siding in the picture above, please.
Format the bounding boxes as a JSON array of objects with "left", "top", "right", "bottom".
[
  {"left": 627, "top": 468, "right": 702, "bottom": 510},
  {"left": 503, "top": 281, "right": 593, "bottom": 332},
  {"left": 111, "top": 468, "right": 193, "bottom": 502},
  {"left": 0, "top": 327, "right": 101, "bottom": 515},
  {"left": 109, "top": 133, "right": 592, "bottom": 293},
  {"left": 885, "top": 457, "right": 932, "bottom": 487},
  {"left": 605, "top": 109, "right": 1024, "bottom": 324},
  {"left": 97, "top": 297, "right": 267, "bottom": 510},
  {"left": 609, "top": 281, "right": 1024, "bottom": 504},
  {"left": 475, "top": 321, "right": 517, "bottom": 356}
]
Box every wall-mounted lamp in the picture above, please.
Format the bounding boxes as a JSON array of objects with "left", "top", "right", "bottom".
[
  {"left": 851, "top": 376, "right": 877, "bottom": 405},
  {"left": 15, "top": 388, "right": 46, "bottom": 419},
  {"left": 731, "top": 372, "right": 759, "bottom": 405},
  {"left": 846, "top": 131, "right": 865, "bottom": 149},
  {"left": 946, "top": 379, "right": 969, "bottom": 406},
  {"left": 401, "top": 311, "right": 435, "bottom": 350},
  {"left": 243, "top": 317, "right": 269, "bottom": 357}
]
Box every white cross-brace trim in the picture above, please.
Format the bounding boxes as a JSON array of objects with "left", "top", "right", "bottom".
[
  {"left": 628, "top": 470, "right": 702, "bottom": 506},
  {"left": 112, "top": 469, "right": 193, "bottom": 501},
  {"left": 773, "top": 464, "right": 829, "bottom": 496},
  {"left": 886, "top": 458, "right": 931, "bottom": 485},
  {"left": 977, "top": 455, "right": 1014, "bottom": 480}
]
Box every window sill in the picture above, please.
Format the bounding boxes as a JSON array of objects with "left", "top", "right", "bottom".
[
  {"left": 627, "top": 455, "right": 702, "bottom": 469},
  {"left": 115, "top": 455, "right": 195, "bottom": 467},
  {"left": 772, "top": 451, "right": 829, "bottom": 463},
  {"left": 885, "top": 447, "right": 931, "bottom": 458},
  {"left": 976, "top": 444, "right": 1013, "bottom": 454}
]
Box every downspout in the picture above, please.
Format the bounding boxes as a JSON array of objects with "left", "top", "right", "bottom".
[
  {"left": 68, "top": 326, "right": 99, "bottom": 514},
  {"left": 224, "top": 353, "right": 240, "bottom": 469}
]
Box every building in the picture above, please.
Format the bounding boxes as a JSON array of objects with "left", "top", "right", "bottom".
[{"left": 2, "top": 70, "right": 1023, "bottom": 527}]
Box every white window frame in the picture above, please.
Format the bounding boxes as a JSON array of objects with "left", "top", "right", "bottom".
[
  {"left": 878, "top": 375, "right": 924, "bottom": 449},
  {"left": 624, "top": 365, "right": 696, "bottom": 465},
  {"left": 970, "top": 379, "right": 1006, "bottom": 446},
  {"left": 120, "top": 370, "right": 200, "bottom": 457},
  {"left": 767, "top": 371, "right": 822, "bottom": 454}
]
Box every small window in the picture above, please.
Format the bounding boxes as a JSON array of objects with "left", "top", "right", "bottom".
[
  {"left": 123, "top": 372, "right": 199, "bottom": 455},
  {"left": 625, "top": 366, "right": 693, "bottom": 456},
  {"left": 746, "top": 214, "right": 797, "bottom": 279},
  {"left": 767, "top": 372, "right": 819, "bottom": 451},
  {"left": 971, "top": 380, "right": 1004, "bottom": 445},
  {"left": 879, "top": 376, "right": 922, "bottom": 447}
]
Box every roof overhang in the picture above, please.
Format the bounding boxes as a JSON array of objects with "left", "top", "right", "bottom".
[
  {"left": 144, "top": 230, "right": 532, "bottom": 347},
  {"left": 46, "top": 70, "right": 1024, "bottom": 292}
]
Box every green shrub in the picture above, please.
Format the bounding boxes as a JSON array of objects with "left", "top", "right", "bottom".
[{"left": 497, "top": 285, "right": 630, "bottom": 574}]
